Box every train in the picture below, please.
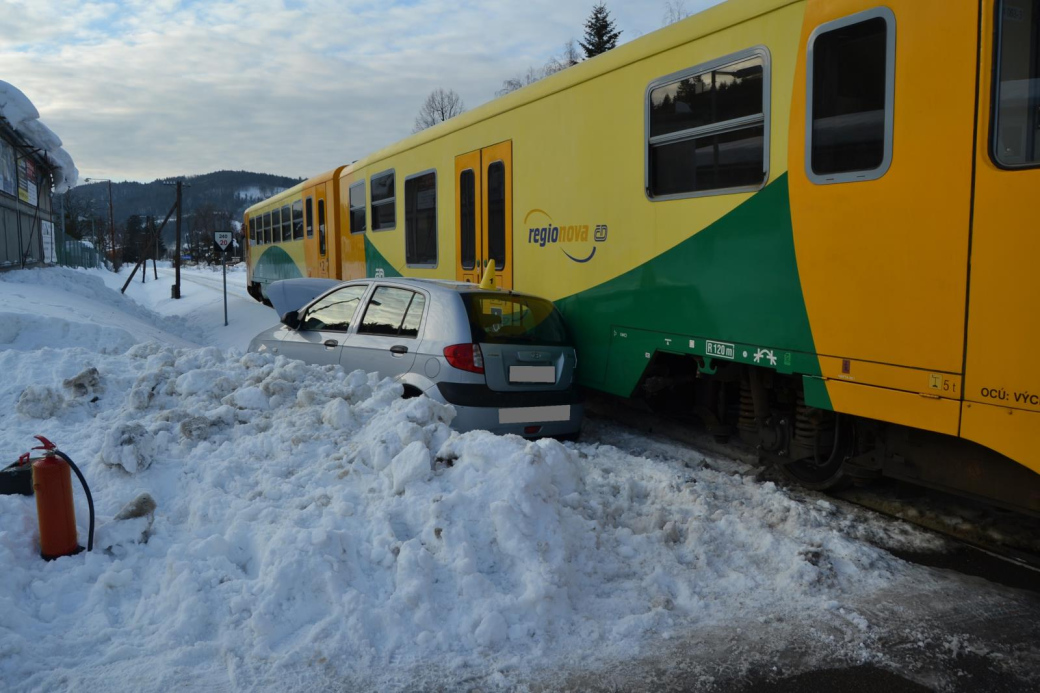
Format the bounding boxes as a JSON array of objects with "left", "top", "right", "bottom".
[{"left": 244, "top": 0, "right": 1040, "bottom": 515}]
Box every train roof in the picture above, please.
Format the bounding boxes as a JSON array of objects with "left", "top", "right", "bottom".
[{"left": 244, "top": 166, "right": 345, "bottom": 216}]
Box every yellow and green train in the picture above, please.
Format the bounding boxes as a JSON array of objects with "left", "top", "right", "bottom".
[{"left": 245, "top": 0, "right": 1040, "bottom": 514}]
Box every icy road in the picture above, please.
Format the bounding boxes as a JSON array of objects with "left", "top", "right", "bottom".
[{"left": 0, "top": 265, "right": 1038, "bottom": 692}]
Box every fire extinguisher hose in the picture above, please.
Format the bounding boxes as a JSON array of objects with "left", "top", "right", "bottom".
[{"left": 53, "top": 450, "right": 94, "bottom": 552}]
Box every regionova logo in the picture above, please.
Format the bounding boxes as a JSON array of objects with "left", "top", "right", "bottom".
[{"left": 524, "top": 209, "right": 608, "bottom": 264}]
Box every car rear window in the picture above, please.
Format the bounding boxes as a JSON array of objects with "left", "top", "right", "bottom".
[{"left": 461, "top": 293, "right": 570, "bottom": 346}]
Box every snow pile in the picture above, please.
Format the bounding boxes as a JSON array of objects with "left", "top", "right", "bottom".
[
  {"left": 6, "top": 267, "right": 1030, "bottom": 691},
  {"left": 0, "top": 312, "right": 137, "bottom": 353},
  {"left": 0, "top": 81, "right": 78, "bottom": 192},
  {"left": 0, "top": 333, "right": 947, "bottom": 690},
  {"left": 0, "top": 267, "right": 202, "bottom": 348}
]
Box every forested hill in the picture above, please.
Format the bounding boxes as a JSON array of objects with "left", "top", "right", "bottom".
[{"left": 69, "top": 170, "right": 303, "bottom": 226}]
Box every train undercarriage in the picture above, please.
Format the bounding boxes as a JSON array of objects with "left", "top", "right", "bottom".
[{"left": 635, "top": 353, "right": 1040, "bottom": 517}]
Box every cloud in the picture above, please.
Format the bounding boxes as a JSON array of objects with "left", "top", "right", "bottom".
[{"left": 1, "top": 0, "right": 722, "bottom": 182}]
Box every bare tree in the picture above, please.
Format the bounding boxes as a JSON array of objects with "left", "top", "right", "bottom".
[
  {"left": 663, "top": 0, "right": 690, "bottom": 25},
  {"left": 498, "top": 40, "right": 583, "bottom": 96},
  {"left": 498, "top": 66, "right": 548, "bottom": 96},
  {"left": 413, "top": 88, "right": 466, "bottom": 133}
]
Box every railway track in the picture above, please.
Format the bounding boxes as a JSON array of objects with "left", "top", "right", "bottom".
[
  {"left": 158, "top": 267, "right": 254, "bottom": 301},
  {"left": 585, "top": 393, "right": 1040, "bottom": 587}
]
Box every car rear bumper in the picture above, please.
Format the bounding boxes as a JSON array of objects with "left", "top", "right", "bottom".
[
  {"left": 427, "top": 382, "right": 583, "bottom": 438},
  {"left": 434, "top": 382, "right": 583, "bottom": 408}
]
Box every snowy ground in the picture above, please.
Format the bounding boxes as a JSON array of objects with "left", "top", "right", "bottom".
[{"left": 1, "top": 266, "right": 1038, "bottom": 692}]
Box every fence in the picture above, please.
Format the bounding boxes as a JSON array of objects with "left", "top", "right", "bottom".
[{"left": 56, "top": 238, "right": 101, "bottom": 269}]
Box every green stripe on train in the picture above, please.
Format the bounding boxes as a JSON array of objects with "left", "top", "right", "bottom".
[
  {"left": 364, "top": 235, "right": 402, "bottom": 278},
  {"left": 254, "top": 246, "right": 303, "bottom": 285},
  {"left": 555, "top": 174, "right": 823, "bottom": 398}
]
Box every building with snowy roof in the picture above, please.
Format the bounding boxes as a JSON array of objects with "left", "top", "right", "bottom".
[{"left": 0, "top": 81, "right": 78, "bottom": 269}]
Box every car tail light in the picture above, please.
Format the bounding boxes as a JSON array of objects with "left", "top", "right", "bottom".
[
  {"left": 524, "top": 426, "right": 541, "bottom": 435},
  {"left": 443, "top": 343, "right": 484, "bottom": 374}
]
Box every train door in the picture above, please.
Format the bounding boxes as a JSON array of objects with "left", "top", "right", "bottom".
[
  {"left": 303, "top": 194, "right": 316, "bottom": 277},
  {"left": 788, "top": 1, "right": 979, "bottom": 436},
  {"left": 959, "top": 0, "right": 1040, "bottom": 476},
  {"left": 455, "top": 141, "right": 513, "bottom": 289},
  {"left": 315, "top": 184, "right": 330, "bottom": 278},
  {"left": 341, "top": 172, "right": 367, "bottom": 280},
  {"left": 455, "top": 150, "right": 482, "bottom": 285}
]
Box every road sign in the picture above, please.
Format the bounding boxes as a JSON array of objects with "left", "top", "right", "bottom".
[
  {"left": 213, "top": 232, "right": 233, "bottom": 327},
  {"left": 215, "top": 231, "right": 233, "bottom": 252}
]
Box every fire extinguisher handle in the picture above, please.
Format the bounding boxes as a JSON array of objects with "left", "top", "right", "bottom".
[
  {"left": 32, "top": 435, "right": 57, "bottom": 451},
  {"left": 52, "top": 450, "right": 94, "bottom": 553}
]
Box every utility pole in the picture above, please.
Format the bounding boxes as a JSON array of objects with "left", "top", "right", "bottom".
[
  {"left": 91, "top": 217, "right": 98, "bottom": 267},
  {"left": 174, "top": 181, "right": 182, "bottom": 298},
  {"left": 108, "top": 180, "right": 115, "bottom": 269},
  {"left": 163, "top": 179, "right": 188, "bottom": 299}
]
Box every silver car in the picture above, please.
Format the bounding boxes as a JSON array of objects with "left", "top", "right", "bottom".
[{"left": 247, "top": 278, "right": 583, "bottom": 438}]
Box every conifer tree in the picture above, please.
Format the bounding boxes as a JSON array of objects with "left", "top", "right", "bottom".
[{"left": 579, "top": 3, "right": 622, "bottom": 59}]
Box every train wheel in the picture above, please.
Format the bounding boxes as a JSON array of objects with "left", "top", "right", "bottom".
[
  {"left": 779, "top": 454, "right": 851, "bottom": 491},
  {"left": 779, "top": 415, "right": 852, "bottom": 491}
]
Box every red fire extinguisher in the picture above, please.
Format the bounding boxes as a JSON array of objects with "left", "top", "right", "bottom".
[{"left": 17, "top": 436, "right": 94, "bottom": 560}]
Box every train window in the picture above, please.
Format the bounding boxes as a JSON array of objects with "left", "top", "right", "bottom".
[
  {"left": 292, "top": 200, "right": 304, "bottom": 240},
  {"left": 318, "top": 199, "right": 326, "bottom": 256},
  {"left": 358, "top": 286, "right": 423, "bottom": 337},
  {"left": 807, "top": 8, "right": 896, "bottom": 183},
  {"left": 301, "top": 285, "right": 368, "bottom": 332},
  {"left": 647, "top": 49, "right": 769, "bottom": 199},
  {"left": 280, "top": 204, "right": 291, "bottom": 242},
  {"left": 250, "top": 218, "right": 258, "bottom": 246},
  {"left": 305, "top": 198, "right": 314, "bottom": 238},
  {"left": 271, "top": 207, "right": 282, "bottom": 244},
  {"left": 487, "top": 162, "right": 507, "bottom": 268},
  {"left": 263, "top": 211, "right": 272, "bottom": 244},
  {"left": 993, "top": 0, "right": 1040, "bottom": 168},
  {"left": 405, "top": 170, "right": 437, "bottom": 267},
  {"left": 349, "top": 181, "right": 366, "bottom": 233},
  {"left": 459, "top": 169, "right": 476, "bottom": 270},
  {"left": 371, "top": 170, "right": 396, "bottom": 231}
]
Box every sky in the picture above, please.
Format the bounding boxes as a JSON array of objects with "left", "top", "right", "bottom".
[{"left": 1, "top": 0, "right": 722, "bottom": 184}]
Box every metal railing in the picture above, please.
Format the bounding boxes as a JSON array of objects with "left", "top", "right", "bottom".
[{"left": 55, "top": 238, "right": 101, "bottom": 270}]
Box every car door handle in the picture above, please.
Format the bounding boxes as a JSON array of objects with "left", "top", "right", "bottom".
[
  {"left": 390, "top": 345, "right": 408, "bottom": 355},
  {"left": 323, "top": 339, "right": 338, "bottom": 348}
]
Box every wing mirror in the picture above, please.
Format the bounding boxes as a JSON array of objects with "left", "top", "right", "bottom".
[{"left": 280, "top": 310, "right": 301, "bottom": 329}]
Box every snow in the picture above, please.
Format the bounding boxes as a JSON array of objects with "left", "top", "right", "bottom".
[
  {"left": 0, "top": 265, "right": 1037, "bottom": 691},
  {"left": 85, "top": 262, "right": 275, "bottom": 351},
  {"left": 0, "top": 81, "right": 78, "bottom": 192},
  {"left": 236, "top": 186, "right": 287, "bottom": 202}
]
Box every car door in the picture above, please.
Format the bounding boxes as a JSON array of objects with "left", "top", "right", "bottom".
[
  {"left": 344, "top": 285, "right": 427, "bottom": 379},
  {"left": 279, "top": 283, "right": 370, "bottom": 365}
]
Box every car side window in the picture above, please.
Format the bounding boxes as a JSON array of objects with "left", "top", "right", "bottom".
[
  {"left": 399, "top": 293, "right": 426, "bottom": 338},
  {"left": 301, "top": 285, "right": 368, "bottom": 332},
  {"left": 358, "top": 286, "right": 426, "bottom": 338}
]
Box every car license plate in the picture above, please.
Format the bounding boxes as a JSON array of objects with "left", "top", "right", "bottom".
[
  {"left": 508, "top": 366, "right": 556, "bottom": 383},
  {"left": 498, "top": 405, "right": 570, "bottom": 424}
]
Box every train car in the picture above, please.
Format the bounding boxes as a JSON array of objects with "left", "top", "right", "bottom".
[
  {"left": 246, "top": 0, "right": 1040, "bottom": 514},
  {"left": 244, "top": 166, "right": 345, "bottom": 301}
]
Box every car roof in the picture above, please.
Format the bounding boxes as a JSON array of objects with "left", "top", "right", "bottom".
[{"left": 343, "top": 277, "right": 550, "bottom": 301}]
